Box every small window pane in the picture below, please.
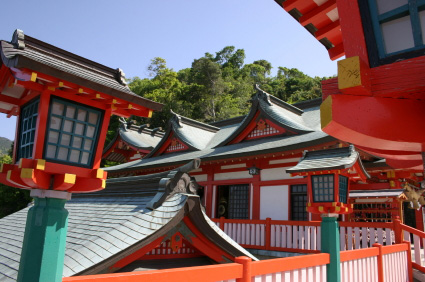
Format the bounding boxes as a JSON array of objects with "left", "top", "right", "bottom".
[
  {"left": 63, "top": 120, "right": 74, "bottom": 132},
  {"left": 86, "top": 126, "right": 95, "bottom": 138},
  {"left": 51, "top": 102, "right": 64, "bottom": 115},
  {"left": 84, "top": 139, "right": 92, "bottom": 151},
  {"left": 72, "top": 136, "right": 82, "bottom": 148},
  {"left": 50, "top": 116, "right": 62, "bottom": 130},
  {"left": 57, "top": 147, "right": 68, "bottom": 160},
  {"left": 75, "top": 123, "right": 85, "bottom": 135},
  {"left": 48, "top": 131, "right": 59, "bottom": 144},
  {"left": 81, "top": 152, "right": 89, "bottom": 164},
  {"left": 77, "top": 109, "right": 87, "bottom": 121},
  {"left": 381, "top": 15, "right": 415, "bottom": 54},
  {"left": 66, "top": 106, "right": 76, "bottom": 118},
  {"left": 69, "top": 150, "right": 80, "bottom": 163},
  {"left": 46, "top": 145, "right": 57, "bottom": 158},
  {"left": 88, "top": 112, "right": 99, "bottom": 124},
  {"left": 420, "top": 10, "right": 425, "bottom": 45},
  {"left": 60, "top": 134, "right": 71, "bottom": 146},
  {"left": 376, "top": 0, "right": 407, "bottom": 15}
]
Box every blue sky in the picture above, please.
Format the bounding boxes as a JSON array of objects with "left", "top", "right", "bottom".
[{"left": 0, "top": 0, "right": 338, "bottom": 140}]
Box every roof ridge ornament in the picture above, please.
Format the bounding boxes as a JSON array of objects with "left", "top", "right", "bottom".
[
  {"left": 170, "top": 109, "right": 183, "bottom": 128},
  {"left": 12, "top": 29, "right": 25, "bottom": 50},
  {"left": 115, "top": 68, "right": 127, "bottom": 86},
  {"left": 254, "top": 84, "right": 272, "bottom": 106},
  {"left": 147, "top": 159, "right": 201, "bottom": 210}
]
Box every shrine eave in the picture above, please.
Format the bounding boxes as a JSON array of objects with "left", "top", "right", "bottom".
[{"left": 0, "top": 30, "right": 163, "bottom": 117}]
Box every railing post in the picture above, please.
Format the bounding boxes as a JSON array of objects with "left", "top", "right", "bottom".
[
  {"left": 372, "top": 243, "right": 384, "bottom": 282},
  {"left": 403, "top": 240, "right": 413, "bottom": 282},
  {"left": 219, "top": 217, "right": 225, "bottom": 231},
  {"left": 265, "top": 217, "right": 271, "bottom": 250},
  {"left": 321, "top": 214, "right": 341, "bottom": 282},
  {"left": 393, "top": 216, "right": 403, "bottom": 243},
  {"left": 235, "top": 256, "right": 252, "bottom": 282}
]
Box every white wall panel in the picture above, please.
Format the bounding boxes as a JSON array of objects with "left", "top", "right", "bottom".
[
  {"left": 193, "top": 174, "right": 207, "bottom": 182},
  {"left": 214, "top": 171, "right": 252, "bottom": 181},
  {"left": 261, "top": 167, "right": 302, "bottom": 181},
  {"left": 260, "top": 185, "right": 289, "bottom": 220}
]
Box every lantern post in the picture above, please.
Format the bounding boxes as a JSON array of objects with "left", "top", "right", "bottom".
[
  {"left": 286, "top": 145, "right": 369, "bottom": 282},
  {"left": 0, "top": 30, "right": 162, "bottom": 282}
]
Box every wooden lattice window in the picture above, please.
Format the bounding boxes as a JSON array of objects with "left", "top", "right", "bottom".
[
  {"left": 217, "top": 184, "right": 249, "bottom": 219},
  {"left": 44, "top": 97, "right": 103, "bottom": 167},
  {"left": 246, "top": 119, "right": 282, "bottom": 140},
  {"left": 339, "top": 175, "right": 348, "bottom": 204},
  {"left": 291, "top": 184, "right": 308, "bottom": 221},
  {"left": 312, "top": 175, "right": 334, "bottom": 202},
  {"left": 368, "top": 0, "right": 425, "bottom": 58},
  {"left": 17, "top": 98, "right": 40, "bottom": 160}
]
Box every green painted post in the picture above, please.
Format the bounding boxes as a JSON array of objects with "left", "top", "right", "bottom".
[
  {"left": 321, "top": 214, "right": 341, "bottom": 282},
  {"left": 17, "top": 193, "right": 69, "bottom": 282}
]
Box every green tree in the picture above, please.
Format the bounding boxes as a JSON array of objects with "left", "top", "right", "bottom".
[{"left": 0, "top": 145, "right": 32, "bottom": 218}]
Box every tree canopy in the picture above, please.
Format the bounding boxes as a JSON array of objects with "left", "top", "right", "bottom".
[{"left": 124, "top": 46, "right": 330, "bottom": 132}]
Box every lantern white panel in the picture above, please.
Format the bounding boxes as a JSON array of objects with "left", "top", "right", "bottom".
[{"left": 260, "top": 185, "right": 289, "bottom": 220}]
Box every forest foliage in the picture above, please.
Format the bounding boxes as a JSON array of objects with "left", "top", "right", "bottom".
[{"left": 105, "top": 46, "right": 330, "bottom": 146}]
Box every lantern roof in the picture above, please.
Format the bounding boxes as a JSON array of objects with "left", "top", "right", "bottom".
[
  {"left": 349, "top": 189, "right": 406, "bottom": 199},
  {"left": 0, "top": 160, "right": 257, "bottom": 280},
  {"left": 0, "top": 29, "right": 163, "bottom": 116},
  {"left": 286, "top": 145, "right": 370, "bottom": 179}
]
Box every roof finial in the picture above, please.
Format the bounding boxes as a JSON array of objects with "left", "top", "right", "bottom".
[
  {"left": 12, "top": 29, "right": 25, "bottom": 50},
  {"left": 115, "top": 68, "right": 127, "bottom": 86}
]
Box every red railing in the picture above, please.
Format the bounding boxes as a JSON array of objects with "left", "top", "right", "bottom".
[
  {"left": 212, "top": 217, "right": 322, "bottom": 253},
  {"left": 400, "top": 221, "right": 425, "bottom": 273},
  {"left": 340, "top": 242, "right": 412, "bottom": 282},
  {"left": 212, "top": 217, "right": 398, "bottom": 252},
  {"left": 62, "top": 254, "right": 330, "bottom": 282},
  {"left": 62, "top": 243, "right": 412, "bottom": 282}
]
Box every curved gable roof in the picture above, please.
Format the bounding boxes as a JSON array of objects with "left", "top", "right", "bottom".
[
  {"left": 215, "top": 85, "right": 314, "bottom": 147},
  {"left": 146, "top": 111, "right": 219, "bottom": 158},
  {"left": 0, "top": 160, "right": 257, "bottom": 280}
]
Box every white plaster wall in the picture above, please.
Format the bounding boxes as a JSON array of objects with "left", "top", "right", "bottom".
[
  {"left": 260, "top": 167, "right": 303, "bottom": 181},
  {"left": 192, "top": 174, "right": 207, "bottom": 182},
  {"left": 260, "top": 185, "right": 289, "bottom": 220},
  {"left": 214, "top": 171, "right": 252, "bottom": 181},
  {"left": 221, "top": 163, "right": 246, "bottom": 170}
]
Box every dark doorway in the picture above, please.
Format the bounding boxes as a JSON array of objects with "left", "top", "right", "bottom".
[
  {"left": 403, "top": 201, "right": 416, "bottom": 229},
  {"left": 216, "top": 184, "right": 249, "bottom": 219}
]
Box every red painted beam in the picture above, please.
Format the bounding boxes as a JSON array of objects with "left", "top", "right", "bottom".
[
  {"left": 357, "top": 146, "right": 423, "bottom": 161},
  {"left": 321, "top": 94, "right": 425, "bottom": 152},
  {"left": 315, "top": 20, "right": 340, "bottom": 40},
  {"left": 299, "top": 0, "right": 337, "bottom": 26}
]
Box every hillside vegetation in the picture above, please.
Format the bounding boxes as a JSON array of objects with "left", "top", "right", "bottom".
[{"left": 0, "top": 137, "right": 12, "bottom": 157}]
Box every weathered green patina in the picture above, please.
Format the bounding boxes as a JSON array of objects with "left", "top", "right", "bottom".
[
  {"left": 321, "top": 215, "right": 341, "bottom": 282},
  {"left": 17, "top": 197, "right": 68, "bottom": 282}
]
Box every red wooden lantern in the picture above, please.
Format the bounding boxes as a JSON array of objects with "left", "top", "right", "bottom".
[
  {"left": 0, "top": 30, "right": 163, "bottom": 193},
  {"left": 286, "top": 145, "right": 369, "bottom": 215}
]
